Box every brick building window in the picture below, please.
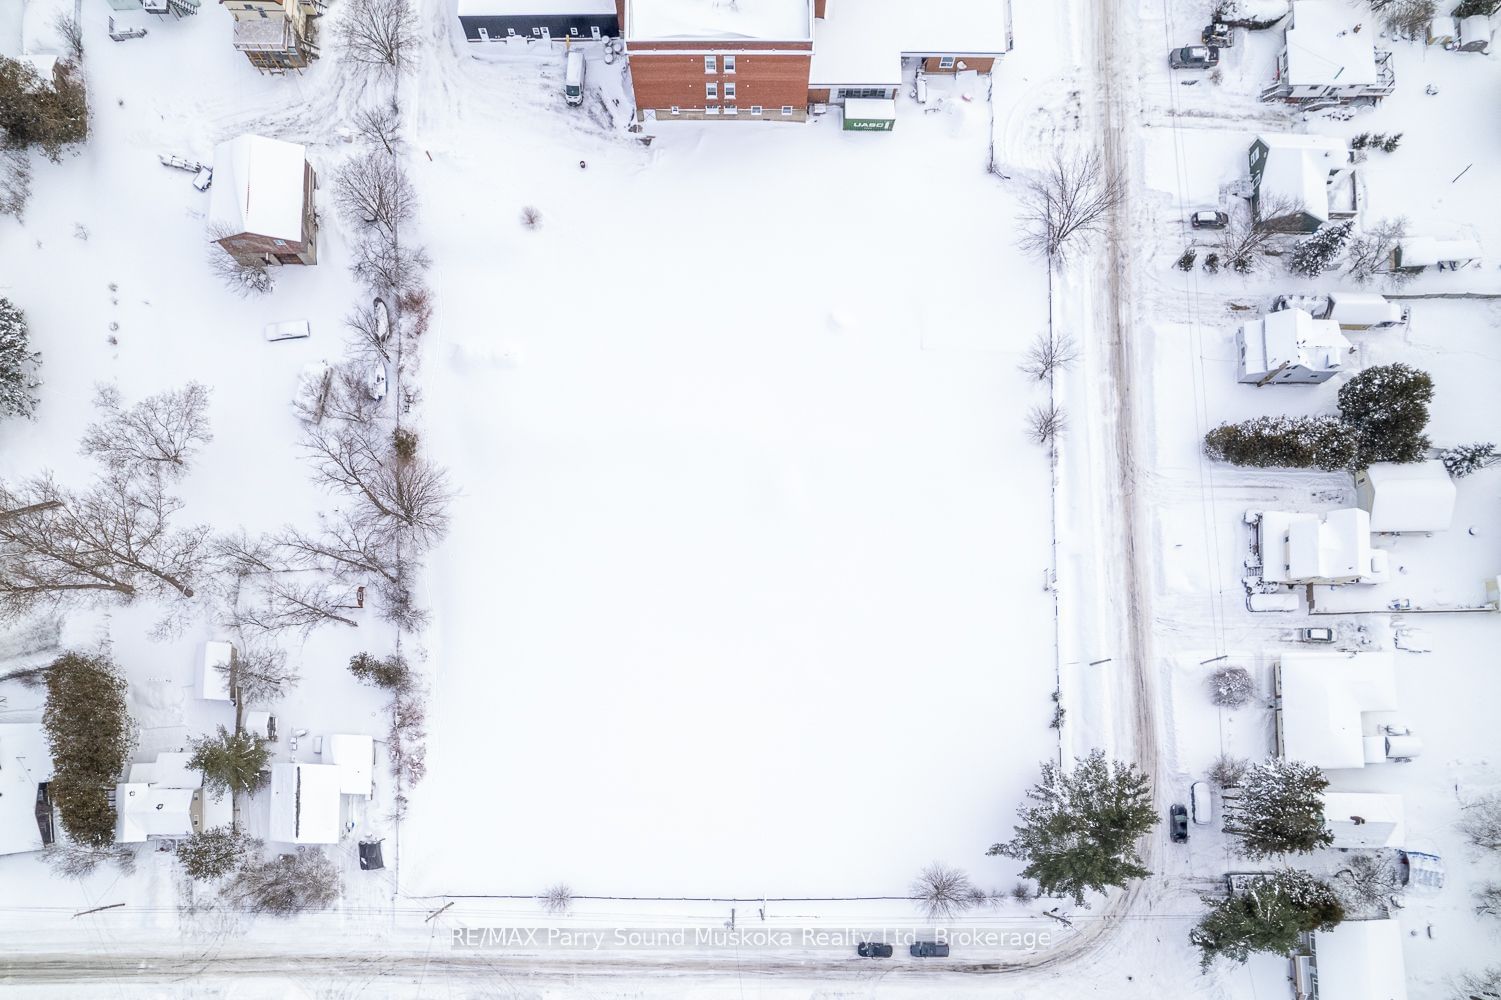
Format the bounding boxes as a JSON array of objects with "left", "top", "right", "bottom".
[
  {"left": 750, "top": 105, "right": 763, "bottom": 115},
  {"left": 780, "top": 105, "right": 794, "bottom": 116},
  {"left": 704, "top": 55, "right": 716, "bottom": 73},
  {"left": 706, "top": 81, "right": 717, "bottom": 99},
  {"left": 938, "top": 56, "right": 956, "bottom": 69},
  {"left": 705, "top": 105, "right": 721, "bottom": 115},
  {"left": 724, "top": 82, "right": 736, "bottom": 100},
  {"left": 725, "top": 106, "right": 738, "bottom": 115},
  {"left": 723, "top": 55, "right": 736, "bottom": 73}
]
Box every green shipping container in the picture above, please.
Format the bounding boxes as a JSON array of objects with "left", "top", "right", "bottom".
[{"left": 843, "top": 98, "right": 896, "bottom": 132}]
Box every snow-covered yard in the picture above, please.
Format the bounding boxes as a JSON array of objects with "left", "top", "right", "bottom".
[{"left": 402, "top": 54, "right": 1060, "bottom": 898}]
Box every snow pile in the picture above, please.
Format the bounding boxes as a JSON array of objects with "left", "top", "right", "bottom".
[{"left": 1215, "top": 0, "right": 1290, "bottom": 28}]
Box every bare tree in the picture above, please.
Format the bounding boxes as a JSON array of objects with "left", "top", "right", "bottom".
[
  {"left": 80, "top": 383, "right": 213, "bottom": 475},
  {"left": 0, "top": 472, "right": 209, "bottom": 620},
  {"left": 0, "top": 146, "right": 32, "bottom": 222},
  {"left": 353, "top": 98, "right": 402, "bottom": 155},
  {"left": 1459, "top": 793, "right": 1501, "bottom": 853},
  {"left": 218, "top": 637, "right": 299, "bottom": 705},
  {"left": 333, "top": 151, "right": 417, "bottom": 235},
  {"left": 910, "top": 862, "right": 977, "bottom": 920},
  {"left": 1346, "top": 217, "right": 1408, "bottom": 285},
  {"left": 335, "top": 0, "right": 418, "bottom": 71},
  {"left": 302, "top": 422, "right": 454, "bottom": 551},
  {"left": 236, "top": 578, "right": 360, "bottom": 635},
  {"left": 277, "top": 511, "right": 428, "bottom": 629},
  {"left": 1027, "top": 401, "right": 1066, "bottom": 445},
  {"left": 1450, "top": 966, "right": 1501, "bottom": 1000},
  {"left": 206, "top": 224, "right": 274, "bottom": 297},
  {"left": 1372, "top": 0, "right": 1436, "bottom": 38},
  {"left": 293, "top": 360, "right": 382, "bottom": 427},
  {"left": 52, "top": 12, "right": 84, "bottom": 61},
  {"left": 1017, "top": 150, "right": 1124, "bottom": 259},
  {"left": 1475, "top": 882, "right": 1501, "bottom": 919},
  {"left": 225, "top": 850, "right": 341, "bottom": 915},
  {"left": 1019, "top": 330, "right": 1078, "bottom": 381},
  {"left": 540, "top": 883, "right": 574, "bottom": 915},
  {"left": 350, "top": 231, "right": 431, "bottom": 294},
  {"left": 1334, "top": 851, "right": 1405, "bottom": 913},
  {"left": 345, "top": 301, "right": 393, "bottom": 363}
]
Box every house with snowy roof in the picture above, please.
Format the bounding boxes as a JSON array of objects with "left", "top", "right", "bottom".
[
  {"left": 1248, "top": 134, "right": 1357, "bottom": 233},
  {"left": 622, "top": 0, "right": 1011, "bottom": 123},
  {"left": 267, "top": 761, "right": 343, "bottom": 844},
  {"left": 457, "top": 1, "right": 620, "bottom": 42},
  {"left": 1235, "top": 307, "right": 1352, "bottom": 385},
  {"left": 1302, "top": 919, "right": 1408, "bottom": 1000},
  {"left": 1253, "top": 508, "right": 1388, "bottom": 586},
  {"left": 1321, "top": 790, "right": 1405, "bottom": 849},
  {"left": 0, "top": 724, "right": 56, "bottom": 858},
  {"left": 219, "top": 1, "right": 320, "bottom": 73},
  {"left": 1266, "top": 0, "right": 1395, "bottom": 104},
  {"left": 1354, "top": 461, "right": 1457, "bottom": 534},
  {"left": 114, "top": 751, "right": 232, "bottom": 843},
  {"left": 209, "top": 134, "right": 319, "bottom": 268},
  {"left": 1275, "top": 650, "right": 1418, "bottom": 769}
]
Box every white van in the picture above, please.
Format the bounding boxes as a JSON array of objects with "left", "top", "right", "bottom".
[
  {"left": 1191, "top": 781, "right": 1213, "bottom": 826},
  {"left": 564, "top": 50, "right": 585, "bottom": 107}
]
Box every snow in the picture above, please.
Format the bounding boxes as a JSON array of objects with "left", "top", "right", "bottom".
[
  {"left": 1283, "top": 0, "right": 1378, "bottom": 89},
  {"left": 208, "top": 134, "right": 308, "bottom": 243},
  {"left": 1321, "top": 790, "right": 1404, "bottom": 848},
  {"left": 1312, "top": 918, "right": 1408, "bottom": 1000},
  {"left": 195, "top": 640, "right": 234, "bottom": 702},
  {"left": 0, "top": 723, "right": 52, "bottom": 856},
  {"left": 628, "top": 0, "right": 812, "bottom": 42},
  {"left": 1353, "top": 461, "right": 1456, "bottom": 534},
  {"left": 126, "top": 751, "right": 203, "bottom": 789},
  {"left": 1277, "top": 651, "right": 1399, "bottom": 769},
  {"left": 325, "top": 734, "right": 373, "bottom": 797},
  {"left": 267, "top": 762, "right": 343, "bottom": 845},
  {"left": 114, "top": 783, "right": 196, "bottom": 842},
  {"left": 810, "top": 0, "right": 1011, "bottom": 87}
]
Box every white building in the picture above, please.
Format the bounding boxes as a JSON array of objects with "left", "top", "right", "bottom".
[
  {"left": 1276, "top": 651, "right": 1416, "bottom": 770},
  {"left": 1355, "top": 461, "right": 1457, "bottom": 533},
  {"left": 1322, "top": 791, "right": 1405, "bottom": 849},
  {"left": 1255, "top": 508, "right": 1388, "bottom": 586},
  {"left": 1272, "top": 1, "right": 1395, "bottom": 102},
  {"left": 1324, "top": 292, "right": 1406, "bottom": 331},
  {"left": 197, "top": 640, "right": 235, "bottom": 703},
  {"left": 268, "top": 762, "right": 343, "bottom": 845},
  {"left": 1235, "top": 308, "right": 1352, "bottom": 384},
  {"left": 114, "top": 751, "right": 232, "bottom": 843},
  {"left": 327, "top": 734, "right": 375, "bottom": 798},
  {"left": 1248, "top": 134, "right": 1357, "bottom": 234},
  {"left": 1394, "top": 237, "right": 1482, "bottom": 272},
  {"left": 0, "top": 723, "right": 55, "bottom": 857},
  {"left": 1310, "top": 919, "right": 1408, "bottom": 1000}
]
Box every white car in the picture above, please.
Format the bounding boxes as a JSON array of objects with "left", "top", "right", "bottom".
[{"left": 264, "top": 320, "right": 311, "bottom": 342}]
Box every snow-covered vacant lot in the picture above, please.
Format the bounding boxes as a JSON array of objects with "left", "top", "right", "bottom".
[{"left": 405, "top": 57, "right": 1059, "bottom": 897}]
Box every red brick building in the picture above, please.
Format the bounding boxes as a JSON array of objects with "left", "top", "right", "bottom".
[{"left": 622, "top": 0, "right": 1012, "bottom": 123}]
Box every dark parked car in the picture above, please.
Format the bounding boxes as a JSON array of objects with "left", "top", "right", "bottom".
[
  {"left": 1169, "top": 45, "right": 1220, "bottom": 69},
  {"left": 910, "top": 941, "right": 950, "bottom": 958},
  {"left": 1170, "top": 804, "right": 1190, "bottom": 843},
  {"left": 858, "top": 942, "right": 894, "bottom": 958},
  {"left": 1191, "top": 210, "right": 1229, "bottom": 229}
]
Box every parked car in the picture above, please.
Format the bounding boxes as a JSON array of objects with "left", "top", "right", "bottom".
[
  {"left": 1191, "top": 210, "right": 1229, "bottom": 229},
  {"left": 1169, "top": 45, "right": 1220, "bottom": 69},
  {"left": 1170, "top": 804, "right": 1189, "bottom": 843},
  {"left": 1190, "top": 782, "right": 1213, "bottom": 826},
  {"left": 192, "top": 166, "right": 213, "bottom": 192},
  {"left": 857, "top": 942, "right": 893, "bottom": 958},
  {"left": 910, "top": 941, "right": 950, "bottom": 958},
  {"left": 264, "top": 319, "right": 311, "bottom": 342},
  {"left": 1298, "top": 627, "right": 1335, "bottom": 643}
]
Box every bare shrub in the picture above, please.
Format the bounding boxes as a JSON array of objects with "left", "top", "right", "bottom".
[
  {"left": 1017, "top": 150, "right": 1124, "bottom": 259},
  {"left": 1334, "top": 851, "right": 1405, "bottom": 913},
  {"left": 1208, "top": 753, "right": 1248, "bottom": 789},
  {"left": 335, "top": 0, "right": 418, "bottom": 70},
  {"left": 80, "top": 382, "right": 213, "bottom": 475},
  {"left": 910, "top": 862, "right": 976, "bottom": 920},
  {"left": 1209, "top": 665, "right": 1254, "bottom": 707},
  {"left": 206, "top": 224, "right": 274, "bottom": 297},
  {"left": 1459, "top": 793, "right": 1501, "bottom": 853},
  {"left": 333, "top": 151, "right": 417, "bottom": 235},
  {"left": 541, "top": 883, "right": 574, "bottom": 915},
  {"left": 1010, "top": 881, "right": 1036, "bottom": 903},
  {"left": 1019, "top": 330, "right": 1078, "bottom": 381},
  {"left": 1346, "top": 217, "right": 1408, "bottom": 285},
  {"left": 41, "top": 842, "right": 138, "bottom": 878},
  {"left": 1027, "top": 401, "right": 1066, "bottom": 445},
  {"left": 1373, "top": 0, "right": 1435, "bottom": 39},
  {"left": 1451, "top": 967, "right": 1501, "bottom": 1000},
  {"left": 520, "top": 206, "right": 542, "bottom": 229},
  {"left": 225, "top": 850, "right": 341, "bottom": 915},
  {"left": 0, "top": 146, "right": 32, "bottom": 222},
  {"left": 397, "top": 286, "right": 433, "bottom": 340}
]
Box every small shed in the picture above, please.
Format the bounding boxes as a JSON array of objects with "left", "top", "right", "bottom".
[
  {"left": 843, "top": 98, "right": 897, "bottom": 132},
  {"left": 327, "top": 734, "right": 375, "bottom": 797},
  {"left": 197, "top": 641, "right": 235, "bottom": 703},
  {"left": 1322, "top": 791, "right": 1405, "bottom": 849},
  {"left": 1354, "top": 461, "right": 1457, "bottom": 533},
  {"left": 1312, "top": 919, "right": 1408, "bottom": 1000},
  {"left": 1428, "top": 15, "right": 1459, "bottom": 45},
  {"left": 1324, "top": 292, "right": 1404, "bottom": 331},
  {"left": 1395, "top": 237, "right": 1481, "bottom": 271},
  {"left": 1458, "top": 15, "right": 1492, "bottom": 53}
]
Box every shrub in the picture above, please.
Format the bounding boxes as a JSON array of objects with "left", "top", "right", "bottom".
[
  {"left": 1209, "top": 666, "right": 1254, "bottom": 708},
  {"left": 348, "top": 651, "right": 412, "bottom": 692},
  {"left": 226, "top": 850, "right": 341, "bottom": 915},
  {"left": 1204, "top": 415, "right": 1358, "bottom": 471},
  {"left": 178, "top": 828, "right": 260, "bottom": 882},
  {"left": 43, "top": 652, "right": 134, "bottom": 848}
]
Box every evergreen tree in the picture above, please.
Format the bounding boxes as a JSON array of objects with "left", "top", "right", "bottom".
[
  {"left": 0, "top": 56, "right": 89, "bottom": 162},
  {"left": 42, "top": 652, "right": 134, "bottom": 848},
  {"left": 1337, "top": 363, "right": 1434, "bottom": 465},
  {"left": 1287, "top": 222, "right": 1352, "bottom": 277},
  {"left": 348, "top": 651, "right": 412, "bottom": 692},
  {"left": 176, "top": 827, "right": 260, "bottom": 882},
  {"left": 1192, "top": 869, "right": 1344, "bottom": 970},
  {"left": 0, "top": 297, "right": 40, "bottom": 419},
  {"left": 1224, "top": 759, "right": 1333, "bottom": 858},
  {"left": 1441, "top": 442, "right": 1495, "bottom": 478},
  {"left": 1204, "top": 415, "right": 1359, "bottom": 471},
  {"left": 988, "top": 749, "right": 1157, "bottom": 906},
  {"left": 188, "top": 726, "right": 271, "bottom": 796}
]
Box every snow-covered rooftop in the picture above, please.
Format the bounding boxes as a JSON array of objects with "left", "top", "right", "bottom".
[
  {"left": 1259, "top": 508, "right": 1382, "bottom": 585},
  {"left": 126, "top": 751, "right": 204, "bottom": 790},
  {"left": 1322, "top": 791, "right": 1405, "bottom": 849},
  {"left": 327, "top": 734, "right": 374, "bottom": 797},
  {"left": 628, "top": 0, "right": 812, "bottom": 41},
  {"left": 196, "top": 640, "right": 235, "bottom": 702},
  {"left": 810, "top": 0, "right": 1010, "bottom": 87},
  {"left": 1398, "top": 236, "right": 1482, "bottom": 267},
  {"left": 268, "top": 762, "right": 342, "bottom": 844},
  {"left": 1241, "top": 308, "right": 1350, "bottom": 376},
  {"left": 1313, "top": 918, "right": 1408, "bottom": 1000},
  {"left": 1278, "top": 650, "right": 1399, "bottom": 770},
  {"left": 1255, "top": 133, "right": 1349, "bottom": 223},
  {"left": 1284, "top": 0, "right": 1378, "bottom": 87},
  {"left": 208, "top": 135, "right": 308, "bottom": 243},
  {"left": 1356, "top": 460, "right": 1457, "bottom": 533},
  {"left": 1325, "top": 291, "right": 1402, "bottom": 327},
  {"left": 115, "top": 783, "right": 197, "bottom": 843},
  {"left": 0, "top": 724, "right": 53, "bottom": 857},
  {"left": 457, "top": 0, "right": 617, "bottom": 14}
]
